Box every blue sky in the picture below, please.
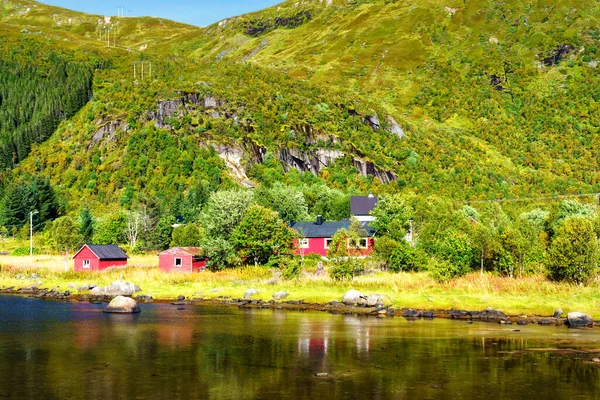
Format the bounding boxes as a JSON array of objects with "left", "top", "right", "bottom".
[{"left": 40, "top": 0, "right": 282, "bottom": 27}]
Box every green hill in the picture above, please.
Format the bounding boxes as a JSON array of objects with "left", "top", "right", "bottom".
[{"left": 2, "top": 0, "right": 600, "bottom": 211}]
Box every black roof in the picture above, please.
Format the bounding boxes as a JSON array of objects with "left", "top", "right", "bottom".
[
  {"left": 83, "top": 244, "right": 129, "bottom": 260},
  {"left": 290, "top": 221, "right": 376, "bottom": 238},
  {"left": 351, "top": 196, "right": 378, "bottom": 216}
]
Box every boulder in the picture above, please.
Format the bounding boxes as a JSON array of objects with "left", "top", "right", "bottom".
[
  {"left": 244, "top": 289, "right": 259, "bottom": 299},
  {"left": 135, "top": 294, "right": 153, "bottom": 303},
  {"left": 91, "top": 280, "right": 142, "bottom": 296},
  {"left": 342, "top": 290, "right": 365, "bottom": 306},
  {"left": 366, "top": 295, "right": 384, "bottom": 307},
  {"left": 403, "top": 309, "right": 421, "bottom": 318},
  {"left": 480, "top": 307, "right": 508, "bottom": 321},
  {"left": 422, "top": 311, "right": 435, "bottom": 318},
  {"left": 103, "top": 296, "right": 141, "bottom": 314},
  {"left": 273, "top": 291, "right": 289, "bottom": 300},
  {"left": 176, "top": 295, "right": 185, "bottom": 301},
  {"left": 553, "top": 308, "right": 564, "bottom": 318},
  {"left": 567, "top": 312, "right": 594, "bottom": 327}
]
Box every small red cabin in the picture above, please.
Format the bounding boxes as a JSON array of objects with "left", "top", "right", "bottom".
[
  {"left": 158, "top": 247, "right": 207, "bottom": 273},
  {"left": 73, "top": 244, "right": 129, "bottom": 272}
]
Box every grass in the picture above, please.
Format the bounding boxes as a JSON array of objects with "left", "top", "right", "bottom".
[{"left": 0, "top": 255, "right": 599, "bottom": 317}]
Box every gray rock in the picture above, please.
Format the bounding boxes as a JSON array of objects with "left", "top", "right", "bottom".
[
  {"left": 517, "top": 320, "right": 527, "bottom": 325},
  {"left": 385, "top": 116, "right": 406, "bottom": 138},
  {"left": 273, "top": 291, "right": 289, "bottom": 300},
  {"left": 244, "top": 289, "right": 259, "bottom": 299},
  {"left": 68, "top": 284, "right": 76, "bottom": 289},
  {"left": 342, "top": 290, "right": 365, "bottom": 306},
  {"left": 366, "top": 295, "right": 384, "bottom": 307},
  {"left": 422, "top": 311, "right": 435, "bottom": 318},
  {"left": 267, "top": 277, "right": 279, "bottom": 285},
  {"left": 103, "top": 296, "right": 140, "bottom": 314},
  {"left": 567, "top": 312, "right": 593, "bottom": 327},
  {"left": 78, "top": 284, "right": 90, "bottom": 291},
  {"left": 91, "top": 280, "right": 142, "bottom": 296},
  {"left": 135, "top": 294, "right": 153, "bottom": 303},
  {"left": 480, "top": 307, "right": 508, "bottom": 321},
  {"left": 553, "top": 308, "right": 564, "bottom": 318},
  {"left": 403, "top": 309, "right": 421, "bottom": 318},
  {"left": 177, "top": 295, "right": 185, "bottom": 301}
]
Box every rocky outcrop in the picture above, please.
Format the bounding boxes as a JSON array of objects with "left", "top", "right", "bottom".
[
  {"left": 385, "top": 116, "right": 406, "bottom": 138},
  {"left": 91, "top": 120, "right": 128, "bottom": 145},
  {"left": 278, "top": 148, "right": 344, "bottom": 176},
  {"left": 91, "top": 280, "right": 141, "bottom": 296},
  {"left": 245, "top": 11, "right": 312, "bottom": 37},
  {"left": 353, "top": 158, "right": 397, "bottom": 184},
  {"left": 542, "top": 44, "right": 574, "bottom": 66},
  {"left": 103, "top": 296, "right": 141, "bottom": 314}
]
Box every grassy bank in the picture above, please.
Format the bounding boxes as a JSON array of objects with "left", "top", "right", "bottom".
[{"left": 0, "top": 255, "right": 598, "bottom": 317}]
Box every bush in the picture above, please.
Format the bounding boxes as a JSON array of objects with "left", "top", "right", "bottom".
[
  {"left": 12, "top": 247, "right": 41, "bottom": 256},
  {"left": 331, "top": 258, "right": 365, "bottom": 280},
  {"left": 281, "top": 257, "right": 302, "bottom": 279},
  {"left": 428, "top": 257, "right": 468, "bottom": 282}
]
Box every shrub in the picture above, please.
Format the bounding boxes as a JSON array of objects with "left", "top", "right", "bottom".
[
  {"left": 12, "top": 247, "right": 41, "bottom": 256},
  {"left": 428, "top": 257, "right": 466, "bottom": 282},
  {"left": 330, "top": 258, "right": 365, "bottom": 280}
]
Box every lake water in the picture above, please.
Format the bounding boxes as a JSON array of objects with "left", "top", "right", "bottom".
[{"left": 1, "top": 295, "right": 600, "bottom": 399}]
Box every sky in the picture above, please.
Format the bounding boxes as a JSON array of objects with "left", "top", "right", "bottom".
[{"left": 40, "top": 0, "right": 282, "bottom": 27}]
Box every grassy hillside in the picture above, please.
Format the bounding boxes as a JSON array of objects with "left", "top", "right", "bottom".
[{"left": 2, "top": 0, "right": 600, "bottom": 211}]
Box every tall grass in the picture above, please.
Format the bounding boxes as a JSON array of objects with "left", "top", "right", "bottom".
[{"left": 1, "top": 255, "right": 599, "bottom": 317}]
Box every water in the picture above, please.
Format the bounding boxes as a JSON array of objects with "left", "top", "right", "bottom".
[{"left": 1, "top": 295, "right": 600, "bottom": 399}]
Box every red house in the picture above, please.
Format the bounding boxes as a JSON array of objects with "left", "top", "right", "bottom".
[
  {"left": 290, "top": 217, "right": 376, "bottom": 257},
  {"left": 73, "top": 244, "right": 129, "bottom": 272},
  {"left": 158, "top": 247, "right": 207, "bottom": 273}
]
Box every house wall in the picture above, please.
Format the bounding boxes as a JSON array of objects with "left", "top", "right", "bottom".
[
  {"left": 98, "top": 259, "right": 128, "bottom": 270},
  {"left": 74, "top": 246, "right": 100, "bottom": 272},
  {"left": 192, "top": 259, "right": 207, "bottom": 273},
  {"left": 159, "top": 250, "right": 193, "bottom": 273},
  {"left": 295, "top": 238, "right": 374, "bottom": 257}
]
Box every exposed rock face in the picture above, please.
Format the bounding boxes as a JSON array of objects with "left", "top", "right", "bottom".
[
  {"left": 385, "top": 117, "right": 406, "bottom": 138},
  {"left": 567, "top": 312, "right": 593, "bottom": 327},
  {"left": 542, "top": 44, "right": 574, "bottom": 66},
  {"left": 91, "top": 120, "right": 128, "bottom": 145},
  {"left": 353, "top": 158, "right": 397, "bottom": 184},
  {"left": 103, "top": 296, "right": 141, "bottom": 314},
  {"left": 91, "top": 280, "right": 142, "bottom": 296},
  {"left": 273, "top": 291, "right": 289, "bottom": 300},
  {"left": 279, "top": 148, "right": 344, "bottom": 176},
  {"left": 363, "top": 114, "right": 381, "bottom": 131},
  {"left": 342, "top": 290, "right": 365, "bottom": 306}
]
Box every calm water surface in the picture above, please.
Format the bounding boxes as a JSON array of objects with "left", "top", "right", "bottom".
[{"left": 1, "top": 295, "right": 600, "bottom": 399}]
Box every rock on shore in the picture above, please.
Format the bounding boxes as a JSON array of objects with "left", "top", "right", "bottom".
[
  {"left": 91, "top": 280, "right": 141, "bottom": 296},
  {"left": 342, "top": 290, "right": 366, "bottom": 306},
  {"left": 103, "top": 296, "right": 141, "bottom": 314},
  {"left": 566, "top": 312, "right": 593, "bottom": 327}
]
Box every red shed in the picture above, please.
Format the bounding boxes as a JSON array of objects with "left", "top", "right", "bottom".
[
  {"left": 158, "top": 247, "right": 207, "bottom": 273},
  {"left": 73, "top": 244, "right": 129, "bottom": 272}
]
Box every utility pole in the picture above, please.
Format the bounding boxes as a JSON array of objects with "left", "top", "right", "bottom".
[{"left": 30, "top": 211, "right": 38, "bottom": 257}]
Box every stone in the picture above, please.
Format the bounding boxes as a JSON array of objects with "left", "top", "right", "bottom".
[
  {"left": 78, "top": 284, "right": 91, "bottom": 291},
  {"left": 135, "top": 294, "right": 153, "bottom": 303},
  {"left": 403, "top": 309, "right": 421, "bottom": 318},
  {"left": 273, "top": 291, "right": 289, "bottom": 300},
  {"left": 480, "top": 307, "right": 508, "bottom": 321},
  {"left": 103, "top": 296, "right": 141, "bottom": 314},
  {"left": 68, "top": 284, "right": 76, "bottom": 289},
  {"left": 244, "top": 289, "right": 259, "bottom": 299},
  {"left": 266, "top": 277, "right": 279, "bottom": 285},
  {"left": 176, "top": 295, "right": 185, "bottom": 301},
  {"left": 366, "top": 295, "right": 384, "bottom": 307},
  {"left": 553, "top": 308, "right": 564, "bottom": 318},
  {"left": 422, "top": 311, "right": 435, "bottom": 318},
  {"left": 91, "top": 280, "right": 142, "bottom": 296},
  {"left": 517, "top": 321, "right": 527, "bottom": 325},
  {"left": 567, "top": 312, "right": 594, "bottom": 327},
  {"left": 342, "top": 290, "right": 365, "bottom": 306}
]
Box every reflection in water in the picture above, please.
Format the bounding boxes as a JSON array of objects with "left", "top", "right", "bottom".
[{"left": 1, "top": 296, "right": 600, "bottom": 399}]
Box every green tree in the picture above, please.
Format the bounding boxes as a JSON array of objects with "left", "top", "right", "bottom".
[
  {"left": 255, "top": 183, "right": 309, "bottom": 222},
  {"left": 370, "top": 194, "right": 413, "bottom": 240},
  {"left": 46, "top": 216, "right": 83, "bottom": 253},
  {"left": 171, "top": 224, "right": 203, "bottom": 247},
  {"left": 93, "top": 212, "right": 127, "bottom": 244},
  {"left": 231, "top": 205, "right": 296, "bottom": 267},
  {"left": 79, "top": 205, "right": 95, "bottom": 242},
  {"left": 328, "top": 219, "right": 367, "bottom": 280},
  {"left": 548, "top": 216, "right": 599, "bottom": 284},
  {"left": 202, "top": 190, "right": 254, "bottom": 239}
]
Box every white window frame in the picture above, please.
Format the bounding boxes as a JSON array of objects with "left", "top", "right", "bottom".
[
  {"left": 83, "top": 260, "right": 90, "bottom": 269},
  {"left": 299, "top": 238, "right": 309, "bottom": 249},
  {"left": 348, "top": 238, "right": 369, "bottom": 249},
  {"left": 174, "top": 257, "right": 183, "bottom": 267},
  {"left": 324, "top": 238, "right": 333, "bottom": 249}
]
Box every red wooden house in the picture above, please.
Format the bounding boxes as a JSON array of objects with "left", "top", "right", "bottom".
[
  {"left": 289, "top": 217, "right": 376, "bottom": 257},
  {"left": 73, "top": 244, "right": 129, "bottom": 272},
  {"left": 158, "top": 247, "right": 207, "bottom": 273}
]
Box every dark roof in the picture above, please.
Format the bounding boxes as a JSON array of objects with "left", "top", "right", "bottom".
[
  {"left": 351, "top": 196, "right": 378, "bottom": 216},
  {"left": 75, "top": 244, "right": 129, "bottom": 260},
  {"left": 290, "top": 221, "right": 376, "bottom": 238}
]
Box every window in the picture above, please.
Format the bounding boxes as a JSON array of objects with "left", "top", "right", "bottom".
[
  {"left": 324, "top": 238, "right": 334, "bottom": 249},
  {"left": 83, "top": 260, "right": 90, "bottom": 269},
  {"left": 299, "top": 238, "right": 309, "bottom": 249},
  {"left": 348, "top": 238, "right": 369, "bottom": 249},
  {"left": 174, "top": 258, "right": 183, "bottom": 267}
]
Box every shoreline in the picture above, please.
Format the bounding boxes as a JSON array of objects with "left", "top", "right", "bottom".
[{"left": 0, "top": 286, "right": 582, "bottom": 327}]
